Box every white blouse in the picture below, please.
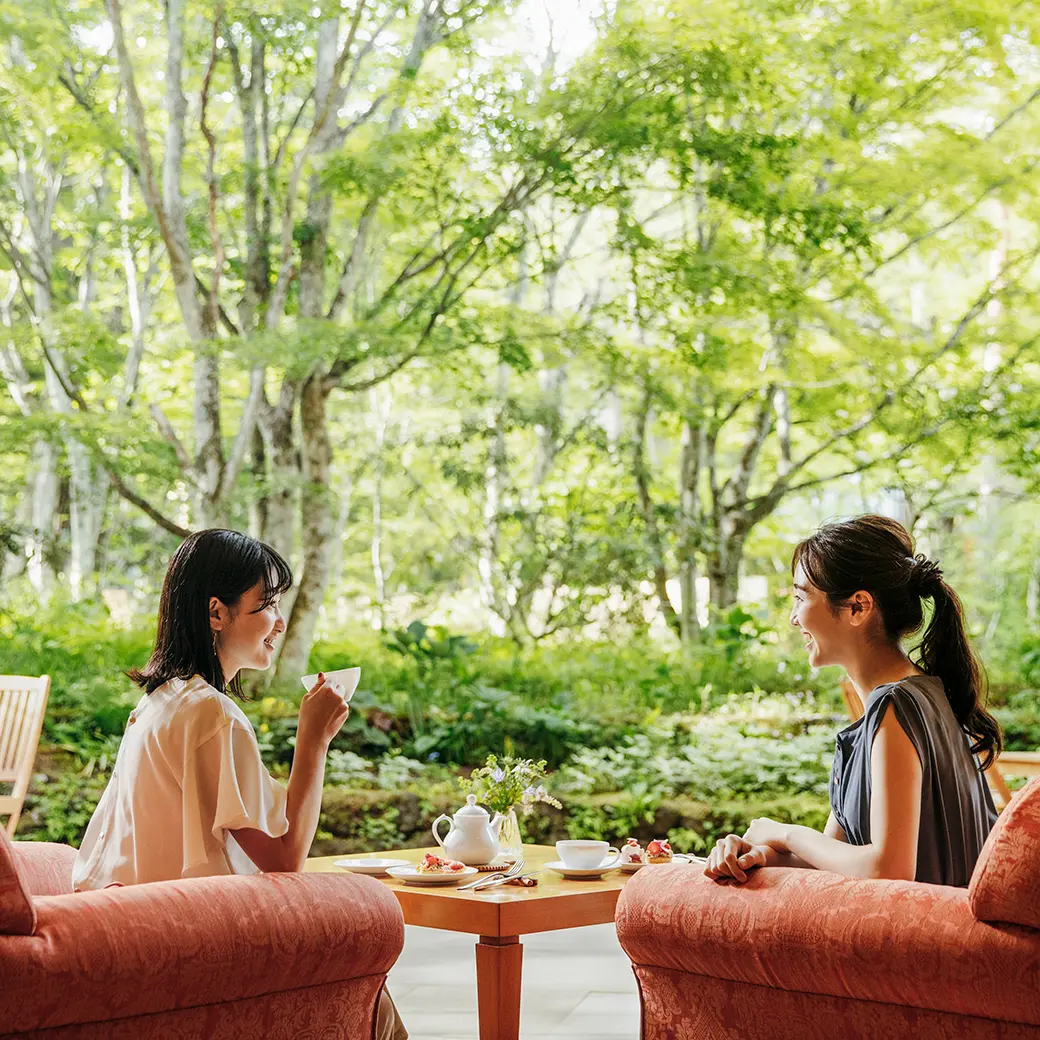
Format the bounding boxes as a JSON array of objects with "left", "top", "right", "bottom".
[{"left": 73, "top": 674, "right": 289, "bottom": 891}]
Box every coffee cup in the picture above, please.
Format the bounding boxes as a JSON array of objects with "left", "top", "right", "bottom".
[{"left": 555, "top": 840, "right": 621, "bottom": 870}]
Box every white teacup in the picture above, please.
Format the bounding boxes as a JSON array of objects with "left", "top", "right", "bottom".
[{"left": 555, "top": 840, "right": 621, "bottom": 870}]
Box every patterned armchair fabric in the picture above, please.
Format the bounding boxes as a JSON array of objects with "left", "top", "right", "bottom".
[
  {"left": 617, "top": 780, "right": 1040, "bottom": 1040},
  {"left": 970, "top": 776, "right": 1040, "bottom": 929},
  {"left": 0, "top": 831, "right": 405, "bottom": 1039},
  {"left": 7, "top": 836, "right": 77, "bottom": 899},
  {"left": 0, "top": 828, "right": 35, "bottom": 936}
]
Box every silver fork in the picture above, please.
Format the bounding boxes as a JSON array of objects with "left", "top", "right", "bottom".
[
  {"left": 470, "top": 868, "right": 542, "bottom": 893},
  {"left": 458, "top": 856, "right": 526, "bottom": 892}
]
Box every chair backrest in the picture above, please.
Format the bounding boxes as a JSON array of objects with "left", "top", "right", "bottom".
[
  {"left": 839, "top": 677, "right": 864, "bottom": 722},
  {"left": 0, "top": 676, "right": 50, "bottom": 839},
  {"left": 969, "top": 776, "right": 1040, "bottom": 930}
]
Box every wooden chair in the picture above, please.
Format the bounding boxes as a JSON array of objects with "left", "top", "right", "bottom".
[
  {"left": 838, "top": 676, "right": 1034, "bottom": 810},
  {"left": 986, "top": 751, "right": 1040, "bottom": 810},
  {"left": 0, "top": 675, "right": 50, "bottom": 838}
]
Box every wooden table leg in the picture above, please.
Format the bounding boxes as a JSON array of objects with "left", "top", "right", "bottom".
[{"left": 475, "top": 935, "right": 522, "bottom": 1040}]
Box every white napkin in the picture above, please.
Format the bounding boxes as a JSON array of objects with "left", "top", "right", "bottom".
[{"left": 300, "top": 667, "right": 361, "bottom": 701}]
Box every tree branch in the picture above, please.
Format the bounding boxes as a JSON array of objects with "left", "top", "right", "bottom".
[
  {"left": 219, "top": 365, "right": 265, "bottom": 497},
  {"left": 148, "top": 403, "right": 193, "bottom": 472},
  {"left": 104, "top": 466, "right": 192, "bottom": 538}
]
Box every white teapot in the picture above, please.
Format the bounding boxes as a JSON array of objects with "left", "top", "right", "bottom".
[{"left": 432, "top": 795, "right": 505, "bottom": 865}]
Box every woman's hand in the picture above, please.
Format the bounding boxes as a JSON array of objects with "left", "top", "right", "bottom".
[
  {"left": 297, "top": 672, "right": 350, "bottom": 750},
  {"left": 743, "top": 816, "right": 789, "bottom": 851},
  {"left": 703, "top": 835, "right": 769, "bottom": 884}
]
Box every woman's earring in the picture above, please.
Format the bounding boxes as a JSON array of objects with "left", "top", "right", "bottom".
[{"left": 212, "top": 631, "right": 219, "bottom": 656}]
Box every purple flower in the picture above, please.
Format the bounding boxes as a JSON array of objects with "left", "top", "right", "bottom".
[{"left": 491, "top": 767, "right": 506, "bottom": 783}]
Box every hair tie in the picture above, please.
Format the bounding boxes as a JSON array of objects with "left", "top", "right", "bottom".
[{"left": 909, "top": 554, "right": 943, "bottom": 592}]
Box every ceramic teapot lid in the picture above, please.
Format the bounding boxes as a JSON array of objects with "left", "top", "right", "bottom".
[{"left": 455, "top": 794, "right": 489, "bottom": 819}]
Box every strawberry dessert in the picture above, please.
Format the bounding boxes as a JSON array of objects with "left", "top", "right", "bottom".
[
  {"left": 646, "top": 839, "right": 673, "bottom": 864},
  {"left": 416, "top": 852, "right": 467, "bottom": 874},
  {"left": 620, "top": 838, "right": 646, "bottom": 865}
]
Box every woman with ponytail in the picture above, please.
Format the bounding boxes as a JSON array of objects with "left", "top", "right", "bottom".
[{"left": 705, "top": 515, "right": 1001, "bottom": 887}]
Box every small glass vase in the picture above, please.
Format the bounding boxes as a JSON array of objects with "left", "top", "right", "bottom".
[{"left": 497, "top": 807, "right": 523, "bottom": 862}]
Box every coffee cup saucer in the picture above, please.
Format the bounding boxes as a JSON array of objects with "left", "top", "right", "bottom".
[{"left": 545, "top": 859, "right": 620, "bottom": 879}]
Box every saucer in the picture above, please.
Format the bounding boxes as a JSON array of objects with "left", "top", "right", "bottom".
[
  {"left": 333, "top": 857, "right": 409, "bottom": 876},
  {"left": 545, "top": 860, "right": 620, "bottom": 879},
  {"left": 620, "top": 854, "right": 698, "bottom": 872},
  {"left": 386, "top": 865, "right": 479, "bottom": 886}
]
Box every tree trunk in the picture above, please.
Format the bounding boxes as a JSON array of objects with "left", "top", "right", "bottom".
[
  {"left": 0, "top": 284, "right": 46, "bottom": 584},
  {"left": 249, "top": 424, "right": 267, "bottom": 540},
  {"left": 706, "top": 526, "right": 745, "bottom": 613},
  {"left": 277, "top": 374, "right": 336, "bottom": 680},
  {"left": 258, "top": 392, "right": 298, "bottom": 560},
  {"left": 266, "top": 16, "right": 338, "bottom": 657},
  {"left": 633, "top": 388, "right": 679, "bottom": 636},
  {"left": 677, "top": 412, "right": 702, "bottom": 644},
  {"left": 478, "top": 368, "right": 510, "bottom": 636},
  {"left": 534, "top": 365, "right": 566, "bottom": 486},
  {"left": 26, "top": 440, "right": 59, "bottom": 594},
  {"left": 193, "top": 352, "right": 225, "bottom": 525},
  {"left": 19, "top": 151, "right": 107, "bottom": 600},
  {"left": 369, "top": 386, "right": 392, "bottom": 629}
]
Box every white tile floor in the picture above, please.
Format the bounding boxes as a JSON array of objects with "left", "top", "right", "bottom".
[{"left": 389, "top": 922, "right": 641, "bottom": 1039}]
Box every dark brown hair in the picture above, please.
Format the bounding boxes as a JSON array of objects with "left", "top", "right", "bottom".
[
  {"left": 128, "top": 529, "right": 293, "bottom": 698},
  {"left": 793, "top": 515, "right": 1002, "bottom": 769}
]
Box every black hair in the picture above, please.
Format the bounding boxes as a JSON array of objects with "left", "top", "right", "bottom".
[
  {"left": 793, "top": 514, "right": 1002, "bottom": 769},
  {"left": 128, "top": 529, "right": 293, "bottom": 698}
]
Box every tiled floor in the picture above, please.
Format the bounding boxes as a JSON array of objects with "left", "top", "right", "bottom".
[{"left": 388, "top": 922, "right": 641, "bottom": 1039}]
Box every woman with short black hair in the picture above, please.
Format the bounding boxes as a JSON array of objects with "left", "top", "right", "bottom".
[
  {"left": 74, "top": 529, "right": 406, "bottom": 1040},
  {"left": 705, "top": 514, "right": 1000, "bottom": 887}
]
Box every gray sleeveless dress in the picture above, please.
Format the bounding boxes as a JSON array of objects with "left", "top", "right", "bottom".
[{"left": 829, "top": 674, "right": 997, "bottom": 887}]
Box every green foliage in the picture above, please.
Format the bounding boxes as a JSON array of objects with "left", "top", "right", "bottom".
[
  {"left": 993, "top": 688, "right": 1040, "bottom": 753},
  {"left": 20, "top": 765, "right": 111, "bottom": 844},
  {"left": 556, "top": 704, "right": 836, "bottom": 803},
  {"left": 565, "top": 792, "right": 661, "bottom": 842}
]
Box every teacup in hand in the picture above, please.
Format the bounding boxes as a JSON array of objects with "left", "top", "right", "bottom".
[
  {"left": 300, "top": 667, "right": 361, "bottom": 701},
  {"left": 555, "top": 840, "right": 621, "bottom": 870}
]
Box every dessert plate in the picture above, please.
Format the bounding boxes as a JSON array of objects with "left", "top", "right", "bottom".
[
  {"left": 333, "top": 857, "right": 409, "bottom": 876},
  {"left": 545, "top": 860, "right": 620, "bottom": 879},
  {"left": 386, "top": 865, "right": 479, "bottom": 886},
  {"left": 619, "top": 854, "right": 699, "bottom": 873}
]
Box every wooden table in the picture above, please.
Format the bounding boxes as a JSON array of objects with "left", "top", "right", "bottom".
[{"left": 305, "top": 843, "right": 637, "bottom": 1040}]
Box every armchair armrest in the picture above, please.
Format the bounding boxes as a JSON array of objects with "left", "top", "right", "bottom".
[
  {"left": 12, "top": 840, "right": 76, "bottom": 897},
  {"left": 0, "top": 871, "right": 404, "bottom": 1034},
  {"left": 616, "top": 864, "right": 1040, "bottom": 1027}
]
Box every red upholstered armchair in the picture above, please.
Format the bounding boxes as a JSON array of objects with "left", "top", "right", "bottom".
[
  {"left": 617, "top": 777, "right": 1040, "bottom": 1040},
  {"left": 0, "top": 831, "right": 405, "bottom": 1039}
]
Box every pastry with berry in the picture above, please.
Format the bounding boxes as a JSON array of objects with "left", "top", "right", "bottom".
[
  {"left": 619, "top": 838, "right": 646, "bottom": 865},
  {"left": 645, "top": 839, "right": 673, "bottom": 864},
  {"left": 417, "top": 852, "right": 467, "bottom": 874}
]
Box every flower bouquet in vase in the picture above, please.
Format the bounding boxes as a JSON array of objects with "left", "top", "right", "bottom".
[{"left": 458, "top": 754, "right": 562, "bottom": 861}]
